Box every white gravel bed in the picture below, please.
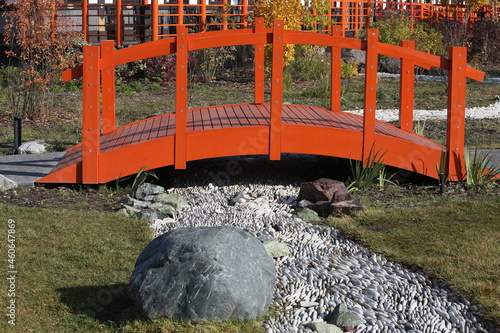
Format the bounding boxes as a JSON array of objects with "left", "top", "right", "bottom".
[
  {"left": 149, "top": 182, "right": 494, "bottom": 333},
  {"left": 344, "top": 101, "right": 500, "bottom": 123}
]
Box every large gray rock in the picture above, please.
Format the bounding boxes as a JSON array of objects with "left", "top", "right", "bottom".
[
  {"left": 129, "top": 226, "right": 276, "bottom": 322},
  {"left": 17, "top": 140, "right": 46, "bottom": 154}
]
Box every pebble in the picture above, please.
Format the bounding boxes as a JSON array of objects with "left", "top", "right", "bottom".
[{"left": 150, "top": 181, "right": 493, "bottom": 333}]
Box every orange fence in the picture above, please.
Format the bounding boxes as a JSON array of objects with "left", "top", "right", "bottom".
[
  {"left": 62, "top": 19, "right": 484, "bottom": 183},
  {"left": 58, "top": 0, "right": 500, "bottom": 46}
]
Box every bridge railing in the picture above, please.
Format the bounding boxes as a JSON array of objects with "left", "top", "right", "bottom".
[{"left": 62, "top": 18, "right": 484, "bottom": 183}]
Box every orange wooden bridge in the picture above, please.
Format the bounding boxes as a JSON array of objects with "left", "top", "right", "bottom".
[{"left": 37, "top": 19, "right": 484, "bottom": 185}]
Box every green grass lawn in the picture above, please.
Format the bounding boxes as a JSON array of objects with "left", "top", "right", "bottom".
[
  {"left": 0, "top": 204, "right": 264, "bottom": 333},
  {"left": 327, "top": 187, "right": 500, "bottom": 328},
  {"left": 0, "top": 182, "right": 498, "bottom": 331}
]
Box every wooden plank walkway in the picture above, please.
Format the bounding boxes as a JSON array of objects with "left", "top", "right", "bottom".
[{"left": 49, "top": 103, "right": 442, "bottom": 176}]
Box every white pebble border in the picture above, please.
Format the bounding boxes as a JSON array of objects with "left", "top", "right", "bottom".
[
  {"left": 344, "top": 101, "right": 500, "bottom": 123},
  {"left": 148, "top": 183, "right": 494, "bottom": 333}
]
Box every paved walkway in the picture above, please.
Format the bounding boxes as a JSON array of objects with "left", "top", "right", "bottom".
[
  {"left": 0, "top": 150, "right": 499, "bottom": 188},
  {"left": 0, "top": 152, "right": 66, "bottom": 187}
]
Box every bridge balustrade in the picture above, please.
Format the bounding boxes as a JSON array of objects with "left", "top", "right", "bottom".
[{"left": 59, "top": 18, "right": 484, "bottom": 184}]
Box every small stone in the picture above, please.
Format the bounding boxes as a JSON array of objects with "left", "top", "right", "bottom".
[
  {"left": 118, "top": 204, "right": 141, "bottom": 216},
  {"left": 262, "top": 239, "right": 290, "bottom": 258},
  {"left": 149, "top": 202, "right": 177, "bottom": 217},
  {"left": 0, "top": 174, "right": 17, "bottom": 192},
  {"left": 229, "top": 191, "right": 247, "bottom": 205},
  {"left": 325, "top": 304, "right": 363, "bottom": 328},
  {"left": 17, "top": 140, "right": 46, "bottom": 154},
  {"left": 294, "top": 207, "right": 320, "bottom": 223},
  {"left": 297, "top": 199, "right": 314, "bottom": 208},
  {"left": 154, "top": 193, "right": 188, "bottom": 211},
  {"left": 300, "top": 301, "right": 320, "bottom": 308},
  {"left": 135, "top": 183, "right": 165, "bottom": 200},
  {"left": 306, "top": 321, "right": 344, "bottom": 333},
  {"left": 135, "top": 208, "right": 168, "bottom": 222}
]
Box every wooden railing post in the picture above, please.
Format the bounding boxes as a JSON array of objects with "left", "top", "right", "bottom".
[
  {"left": 178, "top": 1, "right": 184, "bottom": 27},
  {"left": 399, "top": 40, "right": 415, "bottom": 132},
  {"left": 254, "top": 18, "right": 265, "bottom": 104},
  {"left": 446, "top": 46, "right": 468, "bottom": 181},
  {"left": 331, "top": 25, "right": 342, "bottom": 112},
  {"left": 175, "top": 26, "right": 189, "bottom": 169},
  {"left": 83, "top": 0, "right": 88, "bottom": 43},
  {"left": 269, "top": 20, "right": 284, "bottom": 161},
  {"left": 116, "top": 0, "right": 123, "bottom": 46},
  {"left": 362, "top": 28, "right": 379, "bottom": 166},
  {"left": 152, "top": 0, "right": 159, "bottom": 41},
  {"left": 201, "top": 0, "right": 207, "bottom": 32},
  {"left": 82, "top": 45, "right": 101, "bottom": 184},
  {"left": 101, "top": 41, "right": 116, "bottom": 134}
]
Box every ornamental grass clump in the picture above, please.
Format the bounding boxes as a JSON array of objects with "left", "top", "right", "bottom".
[{"left": 464, "top": 149, "right": 500, "bottom": 187}]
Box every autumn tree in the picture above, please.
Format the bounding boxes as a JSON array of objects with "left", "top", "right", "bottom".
[
  {"left": 2, "top": 0, "right": 83, "bottom": 119},
  {"left": 251, "top": 0, "right": 332, "bottom": 65}
]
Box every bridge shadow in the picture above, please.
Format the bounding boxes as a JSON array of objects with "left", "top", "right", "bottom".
[
  {"left": 57, "top": 283, "right": 142, "bottom": 324},
  {"left": 152, "top": 154, "right": 433, "bottom": 190}
]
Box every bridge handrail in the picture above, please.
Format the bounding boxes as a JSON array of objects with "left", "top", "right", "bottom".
[{"left": 68, "top": 18, "right": 485, "bottom": 183}]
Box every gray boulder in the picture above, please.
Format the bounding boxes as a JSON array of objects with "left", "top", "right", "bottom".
[
  {"left": 17, "top": 140, "right": 46, "bottom": 154},
  {"left": 0, "top": 175, "right": 17, "bottom": 192},
  {"left": 341, "top": 48, "right": 366, "bottom": 66},
  {"left": 135, "top": 208, "right": 168, "bottom": 222},
  {"left": 129, "top": 226, "right": 276, "bottom": 322}
]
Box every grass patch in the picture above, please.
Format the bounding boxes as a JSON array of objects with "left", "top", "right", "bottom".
[
  {"left": 0, "top": 204, "right": 265, "bottom": 332},
  {"left": 326, "top": 190, "right": 500, "bottom": 327}
]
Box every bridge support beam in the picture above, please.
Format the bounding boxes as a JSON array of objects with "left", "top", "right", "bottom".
[
  {"left": 362, "top": 29, "right": 379, "bottom": 166},
  {"left": 175, "top": 26, "right": 189, "bottom": 169},
  {"left": 269, "top": 20, "right": 284, "bottom": 160},
  {"left": 446, "top": 47, "right": 468, "bottom": 181},
  {"left": 82, "top": 46, "right": 101, "bottom": 184}
]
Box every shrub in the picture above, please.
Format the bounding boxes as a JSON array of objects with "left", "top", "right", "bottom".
[
  {"left": 469, "top": 18, "right": 500, "bottom": 65},
  {"left": 365, "top": 13, "right": 445, "bottom": 55}
]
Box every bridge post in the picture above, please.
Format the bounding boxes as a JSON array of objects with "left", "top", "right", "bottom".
[
  {"left": 101, "top": 41, "right": 116, "bottom": 134},
  {"left": 116, "top": 0, "right": 123, "bottom": 46},
  {"left": 399, "top": 40, "right": 415, "bottom": 132},
  {"left": 446, "top": 47, "right": 468, "bottom": 181},
  {"left": 175, "top": 25, "right": 189, "bottom": 169},
  {"left": 254, "top": 18, "right": 265, "bottom": 104},
  {"left": 269, "top": 20, "right": 284, "bottom": 160},
  {"left": 362, "top": 29, "right": 379, "bottom": 167},
  {"left": 331, "top": 25, "right": 342, "bottom": 112},
  {"left": 151, "top": 0, "right": 159, "bottom": 41},
  {"left": 82, "top": 45, "right": 101, "bottom": 184}
]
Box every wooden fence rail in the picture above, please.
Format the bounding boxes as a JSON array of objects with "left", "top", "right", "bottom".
[
  {"left": 56, "top": 0, "right": 500, "bottom": 46},
  {"left": 62, "top": 18, "right": 484, "bottom": 183}
]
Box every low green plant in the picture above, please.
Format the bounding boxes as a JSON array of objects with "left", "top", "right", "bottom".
[
  {"left": 413, "top": 119, "right": 426, "bottom": 136},
  {"left": 464, "top": 149, "right": 500, "bottom": 187},
  {"left": 347, "top": 148, "right": 395, "bottom": 190},
  {"left": 130, "top": 166, "right": 158, "bottom": 196}
]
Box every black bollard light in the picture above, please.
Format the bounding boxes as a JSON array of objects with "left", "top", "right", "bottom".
[
  {"left": 13, "top": 116, "right": 22, "bottom": 154},
  {"left": 438, "top": 172, "right": 445, "bottom": 195}
]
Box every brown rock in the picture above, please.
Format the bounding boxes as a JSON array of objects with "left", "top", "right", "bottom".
[
  {"left": 330, "top": 198, "right": 366, "bottom": 215},
  {"left": 297, "top": 178, "right": 347, "bottom": 203}
]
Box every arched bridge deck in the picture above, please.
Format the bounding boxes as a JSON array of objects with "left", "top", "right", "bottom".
[
  {"left": 37, "top": 19, "right": 484, "bottom": 184},
  {"left": 41, "top": 103, "right": 443, "bottom": 184}
]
